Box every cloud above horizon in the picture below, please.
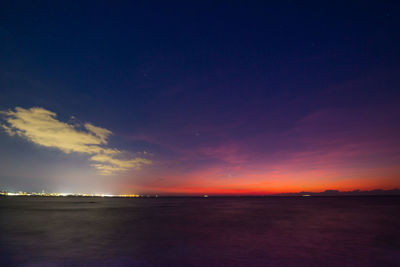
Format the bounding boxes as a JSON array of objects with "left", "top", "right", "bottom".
[{"left": 0, "top": 107, "right": 151, "bottom": 175}]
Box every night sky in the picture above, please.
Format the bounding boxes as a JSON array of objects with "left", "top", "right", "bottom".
[{"left": 1, "top": 1, "right": 400, "bottom": 195}]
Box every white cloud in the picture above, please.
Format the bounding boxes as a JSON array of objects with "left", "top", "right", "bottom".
[
  {"left": 84, "top": 123, "right": 112, "bottom": 144},
  {"left": 90, "top": 154, "right": 151, "bottom": 170},
  {"left": 1, "top": 107, "right": 151, "bottom": 175}
]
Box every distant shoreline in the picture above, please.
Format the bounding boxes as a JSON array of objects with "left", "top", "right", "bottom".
[
  {"left": 1, "top": 189, "right": 399, "bottom": 198},
  {"left": 1, "top": 194, "right": 400, "bottom": 198}
]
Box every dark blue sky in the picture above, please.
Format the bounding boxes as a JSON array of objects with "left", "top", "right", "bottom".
[{"left": 1, "top": 1, "right": 400, "bottom": 194}]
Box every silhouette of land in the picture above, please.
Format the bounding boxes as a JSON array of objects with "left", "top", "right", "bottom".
[{"left": 275, "top": 189, "right": 400, "bottom": 196}]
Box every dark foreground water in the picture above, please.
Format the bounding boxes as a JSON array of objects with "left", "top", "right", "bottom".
[{"left": 1, "top": 197, "right": 400, "bottom": 266}]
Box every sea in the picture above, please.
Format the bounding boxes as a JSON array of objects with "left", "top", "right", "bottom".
[{"left": 1, "top": 196, "right": 400, "bottom": 266}]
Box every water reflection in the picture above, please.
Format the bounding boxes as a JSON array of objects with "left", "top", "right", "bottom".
[{"left": 1, "top": 196, "right": 400, "bottom": 266}]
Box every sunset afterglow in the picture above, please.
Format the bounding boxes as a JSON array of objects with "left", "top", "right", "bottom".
[{"left": 1, "top": 2, "right": 399, "bottom": 195}]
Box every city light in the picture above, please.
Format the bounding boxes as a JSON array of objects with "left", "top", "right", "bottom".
[{"left": 0, "top": 191, "right": 141, "bottom": 198}]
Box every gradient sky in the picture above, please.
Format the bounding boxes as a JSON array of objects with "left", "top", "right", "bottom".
[{"left": 1, "top": 1, "right": 400, "bottom": 195}]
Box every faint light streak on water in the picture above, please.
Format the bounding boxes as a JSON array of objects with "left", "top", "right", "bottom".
[{"left": 1, "top": 196, "right": 400, "bottom": 266}]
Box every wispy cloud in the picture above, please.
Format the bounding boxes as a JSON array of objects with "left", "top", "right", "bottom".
[
  {"left": 90, "top": 154, "right": 151, "bottom": 175},
  {"left": 1, "top": 107, "right": 151, "bottom": 175}
]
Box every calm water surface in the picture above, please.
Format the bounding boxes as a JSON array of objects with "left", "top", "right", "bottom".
[{"left": 1, "top": 196, "right": 400, "bottom": 266}]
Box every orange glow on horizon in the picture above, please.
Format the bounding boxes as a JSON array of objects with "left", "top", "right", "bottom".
[{"left": 123, "top": 165, "right": 400, "bottom": 195}]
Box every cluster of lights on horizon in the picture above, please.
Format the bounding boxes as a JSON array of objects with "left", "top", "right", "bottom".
[{"left": 0, "top": 190, "right": 143, "bottom": 198}]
